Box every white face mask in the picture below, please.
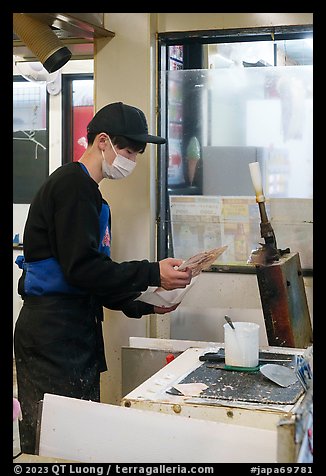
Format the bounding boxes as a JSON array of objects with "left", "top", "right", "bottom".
[{"left": 101, "top": 137, "right": 136, "bottom": 180}]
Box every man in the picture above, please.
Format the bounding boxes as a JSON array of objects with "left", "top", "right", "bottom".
[{"left": 14, "top": 102, "right": 192, "bottom": 454}]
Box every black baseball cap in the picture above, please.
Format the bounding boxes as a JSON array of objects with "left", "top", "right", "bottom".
[{"left": 87, "top": 102, "right": 166, "bottom": 144}]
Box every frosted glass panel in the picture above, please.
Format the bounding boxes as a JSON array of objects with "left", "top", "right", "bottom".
[{"left": 165, "top": 65, "right": 312, "bottom": 199}]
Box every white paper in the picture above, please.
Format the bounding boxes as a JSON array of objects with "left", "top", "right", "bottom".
[
  {"left": 136, "top": 276, "right": 199, "bottom": 307},
  {"left": 174, "top": 383, "right": 209, "bottom": 396}
]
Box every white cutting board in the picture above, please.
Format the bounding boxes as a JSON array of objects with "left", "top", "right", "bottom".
[{"left": 39, "top": 393, "right": 277, "bottom": 463}]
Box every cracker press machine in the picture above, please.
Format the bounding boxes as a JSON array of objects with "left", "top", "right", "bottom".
[{"left": 248, "top": 162, "right": 312, "bottom": 348}]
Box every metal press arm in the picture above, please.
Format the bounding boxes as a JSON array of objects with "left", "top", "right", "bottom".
[{"left": 249, "top": 162, "right": 281, "bottom": 263}]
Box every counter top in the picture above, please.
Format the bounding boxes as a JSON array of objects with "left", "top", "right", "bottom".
[{"left": 121, "top": 345, "right": 307, "bottom": 431}]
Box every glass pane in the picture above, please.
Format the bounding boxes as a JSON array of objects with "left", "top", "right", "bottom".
[
  {"left": 13, "top": 81, "right": 48, "bottom": 204},
  {"left": 207, "top": 40, "right": 275, "bottom": 68},
  {"left": 165, "top": 65, "right": 312, "bottom": 198},
  {"left": 72, "top": 79, "right": 94, "bottom": 161},
  {"left": 162, "top": 64, "right": 313, "bottom": 267},
  {"left": 207, "top": 38, "right": 313, "bottom": 68}
]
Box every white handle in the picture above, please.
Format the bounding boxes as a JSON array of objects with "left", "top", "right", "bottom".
[{"left": 249, "top": 162, "right": 265, "bottom": 202}]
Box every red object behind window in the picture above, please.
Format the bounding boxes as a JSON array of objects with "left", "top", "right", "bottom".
[{"left": 73, "top": 105, "right": 94, "bottom": 161}]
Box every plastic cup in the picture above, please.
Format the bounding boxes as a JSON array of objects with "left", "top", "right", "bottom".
[{"left": 224, "top": 321, "right": 260, "bottom": 368}]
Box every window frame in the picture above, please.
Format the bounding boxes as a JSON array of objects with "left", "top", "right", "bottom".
[{"left": 61, "top": 73, "right": 94, "bottom": 164}]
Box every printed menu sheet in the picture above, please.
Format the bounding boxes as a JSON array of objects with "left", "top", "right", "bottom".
[
  {"left": 169, "top": 195, "right": 312, "bottom": 268},
  {"left": 169, "top": 195, "right": 261, "bottom": 265}
]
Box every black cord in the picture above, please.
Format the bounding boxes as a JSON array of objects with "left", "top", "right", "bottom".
[{"left": 13, "top": 451, "right": 22, "bottom": 460}]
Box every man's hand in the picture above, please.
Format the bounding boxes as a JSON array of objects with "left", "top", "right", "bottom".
[
  {"left": 158, "top": 258, "right": 192, "bottom": 290},
  {"left": 154, "top": 302, "right": 180, "bottom": 314}
]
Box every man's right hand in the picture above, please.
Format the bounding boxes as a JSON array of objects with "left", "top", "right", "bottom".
[{"left": 158, "top": 258, "right": 192, "bottom": 290}]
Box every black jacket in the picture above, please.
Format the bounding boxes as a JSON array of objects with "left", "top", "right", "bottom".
[{"left": 18, "top": 161, "right": 160, "bottom": 318}]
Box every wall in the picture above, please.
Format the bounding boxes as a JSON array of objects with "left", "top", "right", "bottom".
[
  {"left": 93, "top": 13, "right": 313, "bottom": 405},
  {"left": 157, "top": 13, "right": 313, "bottom": 31}
]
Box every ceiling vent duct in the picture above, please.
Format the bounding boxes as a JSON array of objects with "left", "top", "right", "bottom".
[{"left": 13, "top": 13, "right": 72, "bottom": 73}]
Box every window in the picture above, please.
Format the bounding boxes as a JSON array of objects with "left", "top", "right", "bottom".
[
  {"left": 62, "top": 75, "right": 94, "bottom": 163},
  {"left": 13, "top": 79, "right": 49, "bottom": 204},
  {"left": 13, "top": 60, "right": 93, "bottom": 243},
  {"left": 157, "top": 26, "right": 313, "bottom": 272}
]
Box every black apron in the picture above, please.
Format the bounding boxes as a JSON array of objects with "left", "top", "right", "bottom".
[{"left": 14, "top": 294, "right": 107, "bottom": 454}]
